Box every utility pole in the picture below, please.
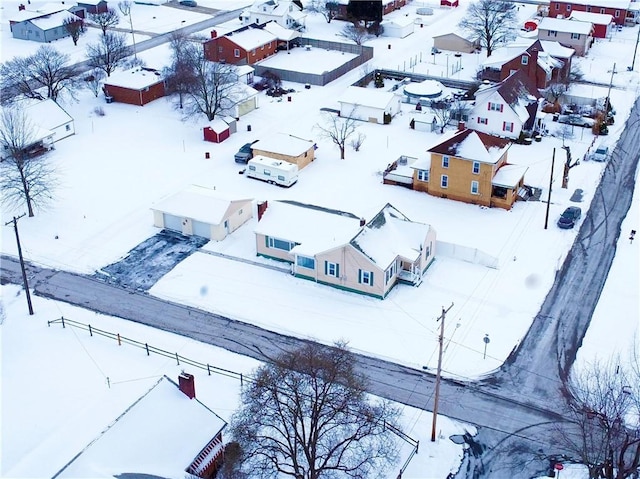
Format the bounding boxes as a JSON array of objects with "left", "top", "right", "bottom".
[
  {"left": 5, "top": 214, "right": 34, "bottom": 315},
  {"left": 431, "top": 302, "right": 454, "bottom": 442},
  {"left": 630, "top": 27, "right": 640, "bottom": 71},
  {"left": 544, "top": 148, "right": 555, "bottom": 230},
  {"left": 604, "top": 63, "right": 616, "bottom": 121}
]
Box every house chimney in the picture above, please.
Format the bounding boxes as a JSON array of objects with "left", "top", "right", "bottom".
[
  {"left": 257, "top": 200, "right": 268, "bottom": 221},
  {"left": 458, "top": 120, "right": 466, "bottom": 131},
  {"left": 359, "top": 217, "right": 366, "bottom": 227},
  {"left": 211, "top": 29, "right": 217, "bottom": 38},
  {"left": 178, "top": 372, "right": 196, "bottom": 399}
]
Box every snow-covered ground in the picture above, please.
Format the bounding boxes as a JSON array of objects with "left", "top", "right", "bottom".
[{"left": 1, "top": 0, "right": 639, "bottom": 477}]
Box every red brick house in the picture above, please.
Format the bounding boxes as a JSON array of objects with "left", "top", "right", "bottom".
[
  {"left": 549, "top": 0, "right": 630, "bottom": 26},
  {"left": 103, "top": 67, "right": 166, "bottom": 106},
  {"left": 479, "top": 39, "right": 574, "bottom": 89},
  {"left": 203, "top": 26, "right": 277, "bottom": 65}
]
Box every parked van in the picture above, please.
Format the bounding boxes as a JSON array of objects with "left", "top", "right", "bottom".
[{"left": 245, "top": 156, "right": 298, "bottom": 187}]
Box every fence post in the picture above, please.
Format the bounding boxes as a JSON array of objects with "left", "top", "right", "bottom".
[
  {"left": 145, "top": 343, "right": 149, "bottom": 356},
  {"left": 240, "top": 373, "right": 243, "bottom": 386},
  {"left": 89, "top": 324, "right": 92, "bottom": 337},
  {"left": 176, "top": 352, "right": 180, "bottom": 365},
  {"left": 61, "top": 317, "right": 65, "bottom": 328},
  {"left": 117, "top": 333, "right": 121, "bottom": 346},
  {"left": 207, "top": 364, "right": 211, "bottom": 376},
  {"left": 107, "top": 377, "right": 110, "bottom": 388}
]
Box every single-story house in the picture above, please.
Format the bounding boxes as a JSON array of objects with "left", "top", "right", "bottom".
[
  {"left": 568, "top": 10, "right": 613, "bottom": 38},
  {"left": 203, "top": 26, "right": 278, "bottom": 65},
  {"left": 203, "top": 118, "right": 231, "bottom": 143},
  {"left": 433, "top": 31, "right": 479, "bottom": 53},
  {"left": 10, "top": 10, "right": 81, "bottom": 42},
  {"left": 151, "top": 185, "right": 253, "bottom": 241},
  {"left": 76, "top": 0, "right": 109, "bottom": 14},
  {"left": 538, "top": 16, "right": 593, "bottom": 56},
  {"left": 103, "top": 67, "right": 166, "bottom": 106},
  {"left": 24, "top": 98, "right": 75, "bottom": 141},
  {"left": 380, "top": 16, "right": 414, "bottom": 38},
  {"left": 337, "top": 86, "right": 402, "bottom": 124},
  {"left": 240, "top": 0, "right": 306, "bottom": 31},
  {"left": 0, "top": 123, "right": 54, "bottom": 161},
  {"left": 255, "top": 200, "right": 436, "bottom": 298},
  {"left": 251, "top": 133, "right": 315, "bottom": 169},
  {"left": 55, "top": 373, "right": 227, "bottom": 479}
]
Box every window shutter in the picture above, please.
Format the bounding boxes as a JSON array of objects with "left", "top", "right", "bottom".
[
  {"left": 324, "top": 261, "right": 328, "bottom": 275},
  {"left": 500, "top": 104, "right": 503, "bottom": 112},
  {"left": 487, "top": 102, "right": 491, "bottom": 111},
  {"left": 265, "top": 236, "right": 269, "bottom": 247},
  {"left": 336, "top": 264, "right": 340, "bottom": 278},
  {"left": 502, "top": 121, "right": 506, "bottom": 131},
  {"left": 370, "top": 272, "right": 374, "bottom": 285},
  {"left": 358, "top": 269, "right": 362, "bottom": 284}
]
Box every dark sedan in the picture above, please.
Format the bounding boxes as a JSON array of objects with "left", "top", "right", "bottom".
[{"left": 557, "top": 206, "right": 582, "bottom": 229}]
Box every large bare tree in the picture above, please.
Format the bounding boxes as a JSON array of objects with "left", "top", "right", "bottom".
[
  {"left": 458, "top": 0, "right": 518, "bottom": 57},
  {"left": 0, "top": 46, "right": 79, "bottom": 104},
  {"left": 164, "top": 32, "right": 198, "bottom": 110},
  {"left": 63, "top": 15, "right": 86, "bottom": 46},
  {"left": 339, "top": 23, "right": 371, "bottom": 45},
  {"left": 314, "top": 109, "right": 360, "bottom": 159},
  {"left": 86, "top": 32, "right": 130, "bottom": 77},
  {"left": 89, "top": 8, "right": 120, "bottom": 36},
  {"left": 0, "top": 108, "right": 56, "bottom": 217},
  {"left": 228, "top": 342, "right": 400, "bottom": 479},
  {"left": 306, "top": 0, "right": 340, "bottom": 23}
]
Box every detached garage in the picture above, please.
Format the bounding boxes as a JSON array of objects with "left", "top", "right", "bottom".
[
  {"left": 381, "top": 16, "right": 414, "bottom": 38},
  {"left": 151, "top": 185, "right": 253, "bottom": 241},
  {"left": 338, "top": 86, "right": 402, "bottom": 124}
]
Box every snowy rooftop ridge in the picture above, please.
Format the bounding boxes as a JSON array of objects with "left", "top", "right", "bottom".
[
  {"left": 427, "top": 129, "right": 511, "bottom": 164},
  {"left": 338, "top": 86, "right": 400, "bottom": 110},
  {"left": 568, "top": 10, "right": 614, "bottom": 25},
  {"left": 105, "top": 67, "right": 164, "bottom": 90},
  {"left": 538, "top": 17, "right": 594, "bottom": 35}
]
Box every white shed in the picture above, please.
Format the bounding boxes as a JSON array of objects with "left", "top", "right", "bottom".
[
  {"left": 381, "top": 16, "right": 414, "bottom": 38},
  {"left": 151, "top": 185, "right": 253, "bottom": 241},
  {"left": 24, "top": 98, "right": 75, "bottom": 141},
  {"left": 337, "top": 86, "right": 402, "bottom": 124}
]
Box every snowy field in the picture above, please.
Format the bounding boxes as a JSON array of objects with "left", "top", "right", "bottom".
[{"left": 1, "top": 0, "right": 639, "bottom": 477}]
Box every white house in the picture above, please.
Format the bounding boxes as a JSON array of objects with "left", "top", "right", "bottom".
[
  {"left": 24, "top": 98, "right": 75, "bottom": 141},
  {"left": 380, "top": 16, "right": 414, "bottom": 38},
  {"left": 337, "top": 86, "right": 402, "bottom": 124},
  {"left": 240, "top": 0, "right": 306, "bottom": 31},
  {"left": 470, "top": 70, "right": 541, "bottom": 139},
  {"left": 151, "top": 185, "right": 253, "bottom": 241}
]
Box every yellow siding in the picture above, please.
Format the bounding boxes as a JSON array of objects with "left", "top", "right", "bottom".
[
  {"left": 255, "top": 233, "right": 294, "bottom": 262},
  {"left": 252, "top": 146, "right": 315, "bottom": 169},
  {"left": 316, "top": 245, "right": 385, "bottom": 297}
]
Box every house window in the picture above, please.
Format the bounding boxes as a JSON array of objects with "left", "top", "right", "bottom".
[
  {"left": 488, "top": 102, "right": 503, "bottom": 112},
  {"left": 442, "top": 155, "right": 449, "bottom": 168},
  {"left": 218, "top": 46, "right": 223, "bottom": 53},
  {"left": 359, "top": 269, "right": 374, "bottom": 286},
  {"left": 417, "top": 169, "right": 429, "bottom": 182},
  {"left": 441, "top": 174, "right": 448, "bottom": 188},
  {"left": 477, "top": 117, "right": 488, "bottom": 125},
  {"left": 566, "top": 4, "right": 571, "bottom": 11},
  {"left": 571, "top": 33, "right": 580, "bottom": 39},
  {"left": 555, "top": 3, "right": 559, "bottom": 10},
  {"left": 325, "top": 261, "right": 339, "bottom": 278},
  {"left": 471, "top": 180, "right": 479, "bottom": 195},
  {"left": 65, "top": 124, "right": 71, "bottom": 131},
  {"left": 234, "top": 48, "right": 240, "bottom": 57},
  {"left": 502, "top": 122, "right": 514, "bottom": 132},
  {"left": 296, "top": 255, "right": 315, "bottom": 269},
  {"left": 615, "top": 9, "right": 620, "bottom": 18},
  {"left": 238, "top": 209, "right": 243, "bottom": 215},
  {"left": 547, "top": 30, "right": 558, "bottom": 37},
  {"left": 472, "top": 161, "right": 480, "bottom": 174},
  {"left": 385, "top": 262, "right": 397, "bottom": 285},
  {"left": 586, "top": 6, "right": 591, "bottom": 12},
  {"left": 521, "top": 55, "right": 528, "bottom": 65},
  {"left": 266, "top": 236, "right": 293, "bottom": 251}
]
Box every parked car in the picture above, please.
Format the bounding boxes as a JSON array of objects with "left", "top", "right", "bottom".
[
  {"left": 179, "top": 0, "right": 197, "bottom": 6},
  {"left": 234, "top": 142, "right": 255, "bottom": 164},
  {"left": 557, "top": 114, "right": 595, "bottom": 128},
  {"left": 557, "top": 206, "right": 582, "bottom": 229},
  {"left": 589, "top": 146, "right": 609, "bottom": 162}
]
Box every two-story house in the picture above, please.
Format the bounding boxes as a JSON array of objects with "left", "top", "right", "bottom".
[
  {"left": 470, "top": 70, "right": 542, "bottom": 140},
  {"left": 538, "top": 16, "right": 594, "bottom": 56},
  {"left": 240, "top": 0, "right": 306, "bottom": 31},
  {"left": 549, "top": 0, "right": 631, "bottom": 26},
  {"left": 203, "top": 26, "right": 277, "bottom": 65},
  {"left": 410, "top": 128, "right": 528, "bottom": 210}
]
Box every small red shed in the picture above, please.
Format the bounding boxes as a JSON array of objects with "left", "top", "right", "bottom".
[
  {"left": 440, "top": 0, "right": 458, "bottom": 6},
  {"left": 203, "top": 118, "right": 230, "bottom": 144}
]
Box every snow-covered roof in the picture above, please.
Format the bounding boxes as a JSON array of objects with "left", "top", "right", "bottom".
[
  {"left": 105, "top": 67, "right": 164, "bottom": 90},
  {"left": 23, "top": 98, "right": 73, "bottom": 130},
  {"left": 208, "top": 118, "right": 229, "bottom": 134},
  {"left": 428, "top": 129, "right": 511, "bottom": 165},
  {"left": 338, "top": 86, "right": 399, "bottom": 110},
  {"left": 249, "top": 155, "right": 299, "bottom": 171},
  {"left": 410, "top": 156, "right": 431, "bottom": 170},
  {"left": 351, "top": 204, "right": 431, "bottom": 269},
  {"left": 539, "top": 40, "right": 575, "bottom": 58},
  {"left": 151, "top": 185, "right": 251, "bottom": 226},
  {"left": 433, "top": 30, "right": 478, "bottom": 42},
  {"left": 538, "top": 17, "right": 593, "bottom": 35},
  {"left": 56, "top": 376, "right": 226, "bottom": 479},
  {"left": 8, "top": 6, "right": 67, "bottom": 23},
  {"left": 77, "top": 0, "right": 106, "bottom": 5},
  {"left": 381, "top": 15, "right": 414, "bottom": 28},
  {"left": 252, "top": 133, "right": 314, "bottom": 156},
  {"left": 558, "top": 0, "right": 629, "bottom": 8},
  {"left": 568, "top": 11, "right": 614, "bottom": 25},
  {"left": 30, "top": 11, "right": 76, "bottom": 30},
  {"left": 404, "top": 80, "right": 444, "bottom": 98},
  {"left": 225, "top": 28, "right": 277, "bottom": 51},
  {"left": 245, "top": 0, "right": 301, "bottom": 16},
  {"left": 263, "top": 21, "right": 300, "bottom": 41},
  {"left": 492, "top": 164, "right": 529, "bottom": 188},
  {"left": 482, "top": 40, "right": 535, "bottom": 68},
  {"left": 255, "top": 200, "right": 362, "bottom": 256},
  {"left": 235, "top": 64, "right": 255, "bottom": 77}
]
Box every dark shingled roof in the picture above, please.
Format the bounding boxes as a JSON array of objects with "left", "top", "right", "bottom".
[{"left": 427, "top": 129, "right": 511, "bottom": 157}]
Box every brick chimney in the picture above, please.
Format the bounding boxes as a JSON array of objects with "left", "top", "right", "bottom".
[
  {"left": 257, "top": 200, "right": 268, "bottom": 221},
  {"left": 457, "top": 120, "right": 466, "bottom": 131},
  {"left": 211, "top": 29, "right": 217, "bottom": 38},
  {"left": 178, "top": 372, "right": 196, "bottom": 399},
  {"left": 359, "top": 217, "right": 366, "bottom": 227}
]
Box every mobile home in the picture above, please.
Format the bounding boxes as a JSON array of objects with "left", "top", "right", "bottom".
[{"left": 246, "top": 156, "right": 298, "bottom": 187}]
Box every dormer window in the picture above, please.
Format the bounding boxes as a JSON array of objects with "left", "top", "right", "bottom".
[{"left": 521, "top": 55, "right": 528, "bottom": 65}]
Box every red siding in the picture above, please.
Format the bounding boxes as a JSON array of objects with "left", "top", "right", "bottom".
[
  {"left": 203, "top": 126, "right": 230, "bottom": 143},
  {"left": 549, "top": 1, "right": 627, "bottom": 25},
  {"left": 103, "top": 80, "right": 165, "bottom": 106},
  {"left": 204, "top": 36, "right": 276, "bottom": 65}
]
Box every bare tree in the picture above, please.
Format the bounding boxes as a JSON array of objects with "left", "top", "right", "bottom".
[
  {"left": 458, "top": 0, "right": 518, "bottom": 57},
  {"left": 117, "top": 1, "right": 137, "bottom": 59},
  {"left": 86, "top": 32, "right": 130, "bottom": 77},
  {"left": 557, "top": 357, "right": 640, "bottom": 479},
  {"left": 229, "top": 342, "right": 400, "bottom": 479},
  {"left": 561, "top": 145, "right": 579, "bottom": 188},
  {"left": 63, "top": 15, "right": 85, "bottom": 46},
  {"left": 84, "top": 68, "right": 106, "bottom": 97},
  {"left": 430, "top": 98, "right": 454, "bottom": 133},
  {"left": 315, "top": 109, "right": 360, "bottom": 159},
  {"left": 306, "top": 0, "right": 340, "bottom": 23},
  {"left": 350, "top": 131, "right": 366, "bottom": 151},
  {"left": 89, "top": 8, "right": 120, "bottom": 36},
  {"left": 163, "top": 32, "right": 197, "bottom": 109},
  {"left": 339, "top": 23, "right": 371, "bottom": 45},
  {"left": 0, "top": 108, "right": 56, "bottom": 217},
  {"left": 0, "top": 46, "right": 79, "bottom": 103}
]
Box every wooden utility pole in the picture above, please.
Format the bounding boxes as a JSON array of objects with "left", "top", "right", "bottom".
[
  {"left": 5, "top": 214, "right": 34, "bottom": 315},
  {"left": 431, "top": 302, "right": 454, "bottom": 442},
  {"left": 544, "top": 148, "right": 555, "bottom": 230}
]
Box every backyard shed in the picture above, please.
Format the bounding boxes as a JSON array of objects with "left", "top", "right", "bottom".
[
  {"left": 380, "top": 16, "right": 414, "bottom": 38},
  {"left": 338, "top": 86, "right": 402, "bottom": 124},
  {"left": 203, "top": 118, "right": 231, "bottom": 144},
  {"left": 251, "top": 133, "right": 316, "bottom": 169},
  {"left": 151, "top": 185, "right": 253, "bottom": 241},
  {"left": 432, "top": 31, "right": 479, "bottom": 53}
]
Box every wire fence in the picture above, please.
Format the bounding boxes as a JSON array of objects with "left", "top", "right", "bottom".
[{"left": 48, "top": 316, "right": 420, "bottom": 476}]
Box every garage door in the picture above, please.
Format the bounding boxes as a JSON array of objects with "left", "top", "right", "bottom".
[
  {"left": 192, "top": 220, "right": 212, "bottom": 239},
  {"left": 163, "top": 213, "right": 183, "bottom": 233},
  {"left": 237, "top": 98, "right": 256, "bottom": 117}
]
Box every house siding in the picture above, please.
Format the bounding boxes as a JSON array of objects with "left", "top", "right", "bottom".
[
  {"left": 433, "top": 33, "right": 477, "bottom": 53},
  {"left": 549, "top": 1, "right": 627, "bottom": 25},
  {"left": 11, "top": 21, "right": 70, "bottom": 42},
  {"left": 204, "top": 36, "right": 276, "bottom": 65},
  {"left": 538, "top": 28, "right": 591, "bottom": 56},
  {"left": 104, "top": 81, "right": 166, "bottom": 106},
  {"left": 256, "top": 233, "right": 294, "bottom": 262},
  {"left": 252, "top": 146, "right": 315, "bottom": 169},
  {"left": 470, "top": 92, "right": 524, "bottom": 139},
  {"left": 77, "top": 1, "right": 108, "bottom": 14},
  {"left": 316, "top": 246, "right": 386, "bottom": 298}
]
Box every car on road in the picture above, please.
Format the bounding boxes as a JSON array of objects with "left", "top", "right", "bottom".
[
  {"left": 234, "top": 142, "right": 255, "bottom": 164},
  {"left": 557, "top": 206, "right": 582, "bottom": 229},
  {"left": 589, "top": 146, "right": 609, "bottom": 162},
  {"left": 557, "top": 114, "right": 595, "bottom": 128},
  {"left": 179, "top": 0, "right": 197, "bottom": 6}
]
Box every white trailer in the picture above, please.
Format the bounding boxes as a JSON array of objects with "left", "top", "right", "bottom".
[{"left": 245, "top": 156, "right": 298, "bottom": 187}]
